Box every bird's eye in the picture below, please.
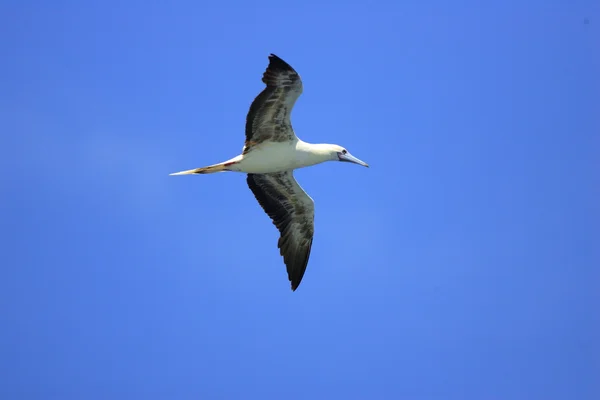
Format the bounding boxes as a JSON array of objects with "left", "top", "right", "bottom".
[{"left": 342, "top": 149, "right": 347, "bottom": 154}]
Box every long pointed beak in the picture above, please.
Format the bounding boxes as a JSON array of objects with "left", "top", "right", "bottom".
[{"left": 339, "top": 152, "right": 369, "bottom": 167}]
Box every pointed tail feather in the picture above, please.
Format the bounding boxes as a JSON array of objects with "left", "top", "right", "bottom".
[{"left": 169, "top": 163, "right": 229, "bottom": 176}]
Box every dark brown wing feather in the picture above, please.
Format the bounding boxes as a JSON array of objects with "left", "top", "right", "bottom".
[
  {"left": 244, "top": 54, "right": 303, "bottom": 153},
  {"left": 247, "top": 171, "right": 314, "bottom": 291}
]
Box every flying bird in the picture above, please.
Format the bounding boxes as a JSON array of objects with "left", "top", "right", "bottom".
[{"left": 170, "top": 54, "right": 368, "bottom": 291}]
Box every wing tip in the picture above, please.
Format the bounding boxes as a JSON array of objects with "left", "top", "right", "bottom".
[
  {"left": 268, "top": 53, "right": 294, "bottom": 70},
  {"left": 262, "top": 53, "right": 299, "bottom": 85},
  {"left": 290, "top": 274, "right": 303, "bottom": 291}
]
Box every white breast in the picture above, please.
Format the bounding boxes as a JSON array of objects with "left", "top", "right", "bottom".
[{"left": 233, "top": 141, "right": 327, "bottom": 174}]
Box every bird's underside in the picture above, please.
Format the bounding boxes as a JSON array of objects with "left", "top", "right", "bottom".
[
  {"left": 241, "top": 54, "right": 315, "bottom": 290},
  {"left": 170, "top": 54, "right": 364, "bottom": 291}
]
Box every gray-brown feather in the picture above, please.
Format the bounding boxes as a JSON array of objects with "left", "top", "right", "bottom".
[
  {"left": 244, "top": 54, "right": 303, "bottom": 154},
  {"left": 246, "top": 171, "right": 314, "bottom": 291}
]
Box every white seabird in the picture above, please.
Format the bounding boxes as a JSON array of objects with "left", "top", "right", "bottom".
[{"left": 171, "top": 54, "right": 368, "bottom": 291}]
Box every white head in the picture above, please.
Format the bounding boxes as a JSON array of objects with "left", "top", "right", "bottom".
[{"left": 322, "top": 144, "right": 369, "bottom": 167}]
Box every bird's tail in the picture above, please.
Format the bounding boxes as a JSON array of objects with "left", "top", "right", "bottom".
[{"left": 169, "top": 162, "right": 230, "bottom": 176}]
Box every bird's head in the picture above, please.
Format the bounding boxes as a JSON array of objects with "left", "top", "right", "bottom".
[{"left": 326, "top": 144, "right": 369, "bottom": 167}]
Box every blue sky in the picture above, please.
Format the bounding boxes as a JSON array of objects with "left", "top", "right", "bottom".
[{"left": 1, "top": 1, "right": 598, "bottom": 399}]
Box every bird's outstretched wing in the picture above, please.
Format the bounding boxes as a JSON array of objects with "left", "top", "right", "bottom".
[
  {"left": 246, "top": 171, "right": 314, "bottom": 291},
  {"left": 243, "top": 54, "right": 303, "bottom": 153}
]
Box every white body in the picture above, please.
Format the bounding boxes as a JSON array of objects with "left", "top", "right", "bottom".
[
  {"left": 226, "top": 140, "right": 334, "bottom": 174},
  {"left": 170, "top": 140, "right": 367, "bottom": 176}
]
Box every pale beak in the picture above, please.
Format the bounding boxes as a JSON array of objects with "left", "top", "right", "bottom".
[{"left": 338, "top": 152, "right": 369, "bottom": 167}]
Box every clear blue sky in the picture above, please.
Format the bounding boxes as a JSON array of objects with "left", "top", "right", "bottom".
[{"left": 1, "top": 1, "right": 598, "bottom": 399}]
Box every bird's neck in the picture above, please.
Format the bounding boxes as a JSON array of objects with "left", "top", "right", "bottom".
[{"left": 296, "top": 142, "right": 336, "bottom": 165}]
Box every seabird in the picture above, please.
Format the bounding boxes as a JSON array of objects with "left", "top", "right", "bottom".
[{"left": 171, "top": 54, "right": 368, "bottom": 291}]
